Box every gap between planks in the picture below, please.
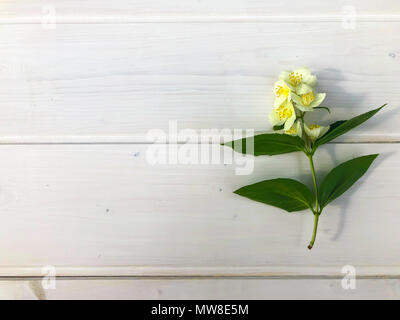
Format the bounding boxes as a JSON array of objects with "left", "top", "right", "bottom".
[
  {"left": 1, "top": 266, "right": 400, "bottom": 278},
  {"left": 1, "top": 275, "right": 400, "bottom": 281},
  {"left": 0, "top": 135, "right": 399, "bottom": 145},
  {"left": 1, "top": 14, "right": 400, "bottom": 24},
  {"left": 0, "top": 141, "right": 398, "bottom": 146}
]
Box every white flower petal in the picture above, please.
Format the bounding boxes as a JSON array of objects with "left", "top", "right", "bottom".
[
  {"left": 292, "top": 94, "right": 314, "bottom": 112},
  {"left": 304, "top": 123, "right": 329, "bottom": 141},
  {"left": 295, "top": 83, "right": 313, "bottom": 95},
  {"left": 269, "top": 110, "right": 284, "bottom": 126},
  {"left": 284, "top": 120, "right": 302, "bottom": 137},
  {"left": 273, "top": 95, "right": 287, "bottom": 108},
  {"left": 283, "top": 106, "right": 296, "bottom": 131},
  {"left": 294, "top": 67, "right": 317, "bottom": 86},
  {"left": 296, "top": 105, "right": 314, "bottom": 112},
  {"left": 308, "top": 93, "right": 326, "bottom": 109},
  {"left": 319, "top": 125, "right": 330, "bottom": 138},
  {"left": 274, "top": 80, "right": 293, "bottom": 101},
  {"left": 279, "top": 71, "right": 291, "bottom": 83},
  {"left": 294, "top": 120, "right": 303, "bottom": 137},
  {"left": 304, "top": 123, "right": 312, "bottom": 137},
  {"left": 304, "top": 124, "right": 318, "bottom": 141}
]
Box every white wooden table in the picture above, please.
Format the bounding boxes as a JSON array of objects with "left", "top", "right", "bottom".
[{"left": 0, "top": 0, "right": 399, "bottom": 299}]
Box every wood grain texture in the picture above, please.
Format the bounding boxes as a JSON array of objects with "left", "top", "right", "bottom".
[
  {"left": 0, "top": 1, "right": 398, "bottom": 296},
  {"left": 1, "top": 278, "right": 400, "bottom": 300},
  {"left": 1, "top": 0, "right": 399, "bottom": 22},
  {"left": 0, "top": 22, "right": 398, "bottom": 143},
  {"left": 0, "top": 143, "right": 398, "bottom": 276}
]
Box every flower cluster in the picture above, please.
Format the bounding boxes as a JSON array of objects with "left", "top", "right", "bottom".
[
  {"left": 269, "top": 67, "right": 329, "bottom": 141},
  {"left": 226, "top": 66, "right": 384, "bottom": 250}
]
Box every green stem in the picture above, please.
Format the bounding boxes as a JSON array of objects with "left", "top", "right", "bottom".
[
  {"left": 308, "top": 213, "right": 320, "bottom": 250},
  {"left": 300, "top": 113, "right": 321, "bottom": 249},
  {"left": 308, "top": 154, "right": 319, "bottom": 213},
  {"left": 307, "top": 153, "right": 321, "bottom": 250}
]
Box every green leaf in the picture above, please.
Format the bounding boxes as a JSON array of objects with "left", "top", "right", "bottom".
[
  {"left": 313, "top": 104, "right": 385, "bottom": 150},
  {"left": 223, "top": 133, "right": 305, "bottom": 156},
  {"left": 314, "top": 106, "right": 331, "bottom": 113},
  {"left": 234, "top": 178, "right": 314, "bottom": 212},
  {"left": 319, "top": 154, "right": 379, "bottom": 208},
  {"left": 326, "top": 120, "right": 346, "bottom": 135}
]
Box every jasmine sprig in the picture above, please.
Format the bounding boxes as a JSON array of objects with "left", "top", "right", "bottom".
[{"left": 224, "top": 67, "right": 385, "bottom": 250}]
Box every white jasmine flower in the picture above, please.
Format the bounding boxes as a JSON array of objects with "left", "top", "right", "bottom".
[
  {"left": 304, "top": 123, "right": 330, "bottom": 141},
  {"left": 279, "top": 67, "right": 317, "bottom": 88},
  {"left": 269, "top": 99, "right": 296, "bottom": 131}
]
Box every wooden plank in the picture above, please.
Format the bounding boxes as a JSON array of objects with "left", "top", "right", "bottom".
[
  {"left": 0, "top": 1, "right": 399, "bottom": 22},
  {"left": 1, "top": 278, "right": 400, "bottom": 300},
  {"left": 0, "top": 143, "right": 398, "bottom": 276},
  {"left": 0, "top": 22, "right": 398, "bottom": 143}
]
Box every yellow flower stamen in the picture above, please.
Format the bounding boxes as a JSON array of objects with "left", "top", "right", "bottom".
[
  {"left": 310, "top": 124, "right": 320, "bottom": 130},
  {"left": 289, "top": 72, "right": 302, "bottom": 86},
  {"left": 275, "top": 85, "right": 290, "bottom": 98},
  {"left": 276, "top": 105, "right": 293, "bottom": 121},
  {"left": 285, "top": 127, "right": 296, "bottom": 135},
  {"left": 301, "top": 92, "right": 315, "bottom": 106}
]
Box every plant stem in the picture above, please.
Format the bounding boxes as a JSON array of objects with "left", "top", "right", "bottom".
[
  {"left": 300, "top": 112, "right": 321, "bottom": 250},
  {"left": 308, "top": 213, "right": 320, "bottom": 250},
  {"left": 307, "top": 153, "right": 320, "bottom": 250},
  {"left": 307, "top": 154, "right": 319, "bottom": 213}
]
